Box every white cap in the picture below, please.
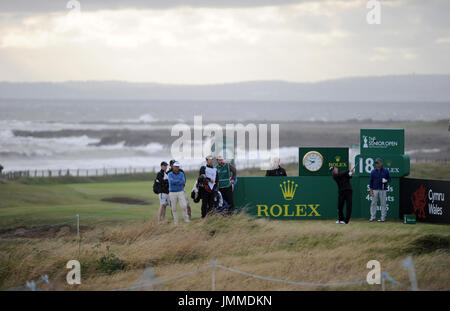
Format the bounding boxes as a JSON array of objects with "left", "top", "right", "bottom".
[{"left": 173, "top": 161, "right": 181, "bottom": 167}]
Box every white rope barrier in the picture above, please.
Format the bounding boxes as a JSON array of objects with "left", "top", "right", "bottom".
[
  {"left": 112, "top": 261, "right": 395, "bottom": 291},
  {"left": 5, "top": 259, "right": 436, "bottom": 291}
]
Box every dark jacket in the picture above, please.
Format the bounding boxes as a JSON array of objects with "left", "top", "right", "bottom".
[
  {"left": 369, "top": 167, "right": 391, "bottom": 190},
  {"left": 333, "top": 170, "right": 352, "bottom": 192},
  {"left": 265, "top": 166, "right": 287, "bottom": 177},
  {"left": 156, "top": 169, "right": 169, "bottom": 194}
]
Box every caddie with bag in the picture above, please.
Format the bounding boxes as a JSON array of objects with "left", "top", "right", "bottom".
[
  {"left": 216, "top": 155, "right": 237, "bottom": 213},
  {"left": 199, "top": 155, "right": 219, "bottom": 218}
]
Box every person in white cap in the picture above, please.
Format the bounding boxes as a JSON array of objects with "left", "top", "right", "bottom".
[
  {"left": 167, "top": 159, "right": 192, "bottom": 219},
  {"left": 167, "top": 162, "right": 190, "bottom": 224}
]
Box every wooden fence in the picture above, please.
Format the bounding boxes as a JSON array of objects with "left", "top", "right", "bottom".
[{"left": 0, "top": 156, "right": 299, "bottom": 180}]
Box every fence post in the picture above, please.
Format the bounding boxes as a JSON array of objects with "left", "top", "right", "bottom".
[
  {"left": 402, "top": 256, "right": 419, "bottom": 291},
  {"left": 211, "top": 260, "right": 216, "bottom": 291},
  {"left": 76, "top": 214, "right": 80, "bottom": 239}
]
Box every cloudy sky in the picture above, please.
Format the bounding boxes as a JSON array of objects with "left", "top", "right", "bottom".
[{"left": 0, "top": 0, "right": 449, "bottom": 84}]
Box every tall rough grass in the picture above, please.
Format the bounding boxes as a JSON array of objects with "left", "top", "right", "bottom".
[{"left": 1, "top": 214, "right": 449, "bottom": 291}]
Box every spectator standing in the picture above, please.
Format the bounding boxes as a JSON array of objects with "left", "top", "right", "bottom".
[{"left": 168, "top": 162, "right": 190, "bottom": 224}]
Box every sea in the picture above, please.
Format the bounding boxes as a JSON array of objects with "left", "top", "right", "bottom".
[{"left": 1, "top": 99, "right": 449, "bottom": 172}]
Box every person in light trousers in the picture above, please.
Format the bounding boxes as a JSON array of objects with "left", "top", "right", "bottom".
[
  {"left": 168, "top": 162, "right": 190, "bottom": 224},
  {"left": 369, "top": 158, "right": 391, "bottom": 222}
]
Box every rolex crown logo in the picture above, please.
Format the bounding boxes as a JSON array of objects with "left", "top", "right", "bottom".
[
  {"left": 335, "top": 155, "right": 341, "bottom": 162},
  {"left": 280, "top": 180, "right": 298, "bottom": 201}
]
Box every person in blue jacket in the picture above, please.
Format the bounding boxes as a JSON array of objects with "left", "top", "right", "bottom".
[
  {"left": 168, "top": 162, "right": 190, "bottom": 224},
  {"left": 369, "top": 158, "right": 391, "bottom": 222}
]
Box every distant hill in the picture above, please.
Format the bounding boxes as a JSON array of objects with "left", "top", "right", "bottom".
[{"left": 1, "top": 75, "right": 449, "bottom": 101}]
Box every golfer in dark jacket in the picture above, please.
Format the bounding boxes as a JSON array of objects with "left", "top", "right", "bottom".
[
  {"left": 156, "top": 161, "right": 170, "bottom": 221},
  {"left": 330, "top": 166, "right": 354, "bottom": 224}
]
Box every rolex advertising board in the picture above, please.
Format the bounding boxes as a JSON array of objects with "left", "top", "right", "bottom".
[
  {"left": 299, "top": 147, "right": 349, "bottom": 176},
  {"left": 234, "top": 176, "right": 339, "bottom": 219},
  {"left": 360, "top": 129, "right": 405, "bottom": 155}
]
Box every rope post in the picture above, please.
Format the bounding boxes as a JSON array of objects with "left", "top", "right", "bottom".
[
  {"left": 402, "top": 256, "right": 419, "bottom": 291},
  {"left": 26, "top": 280, "right": 36, "bottom": 291},
  {"left": 76, "top": 214, "right": 80, "bottom": 238},
  {"left": 76, "top": 214, "right": 81, "bottom": 258},
  {"left": 211, "top": 260, "right": 216, "bottom": 291}
]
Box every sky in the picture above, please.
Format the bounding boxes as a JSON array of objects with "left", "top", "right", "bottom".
[{"left": 0, "top": 0, "right": 449, "bottom": 84}]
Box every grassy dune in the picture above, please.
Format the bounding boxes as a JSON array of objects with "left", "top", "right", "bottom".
[
  {"left": 1, "top": 215, "right": 449, "bottom": 291},
  {"left": 0, "top": 163, "right": 449, "bottom": 290}
]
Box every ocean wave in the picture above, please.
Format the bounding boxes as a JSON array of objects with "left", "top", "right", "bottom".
[
  {"left": 107, "top": 113, "right": 159, "bottom": 124},
  {"left": 0, "top": 150, "right": 54, "bottom": 158},
  {"left": 0, "top": 129, "right": 14, "bottom": 138},
  {"left": 94, "top": 142, "right": 165, "bottom": 154},
  {"left": 0, "top": 119, "right": 170, "bottom": 133}
]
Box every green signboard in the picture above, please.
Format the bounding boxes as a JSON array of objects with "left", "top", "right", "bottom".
[
  {"left": 299, "top": 147, "right": 349, "bottom": 176},
  {"left": 360, "top": 129, "right": 405, "bottom": 155},
  {"left": 235, "top": 176, "right": 340, "bottom": 219},
  {"left": 233, "top": 176, "right": 399, "bottom": 220},
  {"left": 354, "top": 154, "right": 410, "bottom": 177}
]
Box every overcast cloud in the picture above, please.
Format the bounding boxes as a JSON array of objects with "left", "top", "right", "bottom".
[{"left": 0, "top": 0, "right": 449, "bottom": 83}]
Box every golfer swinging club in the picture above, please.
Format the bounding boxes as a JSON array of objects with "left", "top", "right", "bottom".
[
  {"left": 369, "top": 158, "right": 391, "bottom": 222},
  {"left": 330, "top": 165, "right": 355, "bottom": 224}
]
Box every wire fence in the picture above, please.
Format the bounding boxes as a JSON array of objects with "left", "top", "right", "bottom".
[
  {"left": 8, "top": 258, "right": 434, "bottom": 291},
  {"left": 111, "top": 257, "right": 446, "bottom": 291}
]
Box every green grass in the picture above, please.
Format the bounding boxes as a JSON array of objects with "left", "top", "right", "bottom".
[
  {"left": 0, "top": 179, "right": 201, "bottom": 231},
  {"left": 409, "top": 163, "right": 450, "bottom": 180}
]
